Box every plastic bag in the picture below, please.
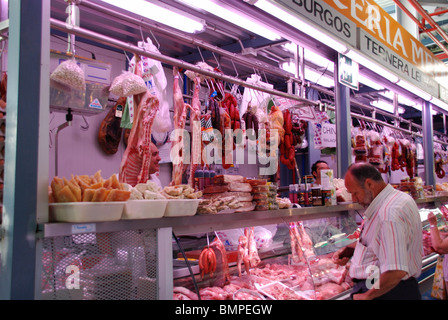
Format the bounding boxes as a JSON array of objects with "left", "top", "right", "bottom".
[
  {"left": 130, "top": 38, "right": 172, "bottom": 134},
  {"left": 109, "top": 71, "right": 147, "bottom": 97},
  {"left": 216, "top": 226, "right": 274, "bottom": 250},
  {"left": 50, "top": 58, "right": 86, "bottom": 92}
]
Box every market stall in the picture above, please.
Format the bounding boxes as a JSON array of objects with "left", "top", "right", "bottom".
[{"left": 1, "top": 0, "right": 448, "bottom": 300}]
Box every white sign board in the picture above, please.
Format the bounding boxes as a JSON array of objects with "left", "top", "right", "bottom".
[{"left": 321, "top": 122, "right": 336, "bottom": 148}]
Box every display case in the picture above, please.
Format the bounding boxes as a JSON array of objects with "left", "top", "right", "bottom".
[
  {"left": 38, "top": 196, "right": 448, "bottom": 300},
  {"left": 171, "top": 213, "right": 358, "bottom": 300}
]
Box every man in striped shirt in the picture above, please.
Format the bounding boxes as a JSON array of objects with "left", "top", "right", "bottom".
[{"left": 333, "top": 162, "right": 423, "bottom": 300}]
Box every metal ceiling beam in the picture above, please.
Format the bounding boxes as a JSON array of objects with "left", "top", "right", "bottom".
[{"left": 392, "top": 0, "right": 448, "bottom": 58}]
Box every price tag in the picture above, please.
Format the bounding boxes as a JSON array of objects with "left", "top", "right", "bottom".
[
  {"left": 71, "top": 224, "right": 96, "bottom": 234},
  {"left": 115, "top": 104, "right": 123, "bottom": 118}
]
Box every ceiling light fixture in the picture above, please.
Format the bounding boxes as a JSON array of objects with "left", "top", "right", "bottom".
[
  {"left": 371, "top": 100, "right": 405, "bottom": 114},
  {"left": 396, "top": 80, "right": 433, "bottom": 101},
  {"left": 431, "top": 97, "right": 448, "bottom": 112},
  {"left": 358, "top": 74, "right": 384, "bottom": 91},
  {"left": 102, "top": 0, "right": 206, "bottom": 34},
  {"left": 281, "top": 61, "right": 334, "bottom": 87},
  {"left": 254, "top": 0, "right": 348, "bottom": 53},
  {"left": 177, "top": 0, "right": 281, "bottom": 41}
]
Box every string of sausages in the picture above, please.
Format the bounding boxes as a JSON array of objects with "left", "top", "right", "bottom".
[{"left": 279, "top": 109, "right": 295, "bottom": 170}]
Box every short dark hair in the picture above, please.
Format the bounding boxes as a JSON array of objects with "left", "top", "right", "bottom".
[
  {"left": 347, "top": 162, "right": 383, "bottom": 185},
  {"left": 311, "top": 160, "right": 328, "bottom": 177}
]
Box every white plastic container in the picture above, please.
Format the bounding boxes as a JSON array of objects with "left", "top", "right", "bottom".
[
  {"left": 49, "top": 202, "right": 125, "bottom": 223},
  {"left": 164, "top": 199, "right": 201, "bottom": 217},
  {"left": 122, "top": 200, "right": 167, "bottom": 219}
]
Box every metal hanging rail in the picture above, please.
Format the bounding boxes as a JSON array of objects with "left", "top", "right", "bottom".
[{"left": 50, "top": 18, "right": 318, "bottom": 107}]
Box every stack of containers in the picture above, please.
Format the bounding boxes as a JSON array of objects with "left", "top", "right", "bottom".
[
  {"left": 250, "top": 180, "right": 269, "bottom": 211},
  {"left": 320, "top": 169, "right": 337, "bottom": 206},
  {"left": 267, "top": 183, "right": 279, "bottom": 210}
]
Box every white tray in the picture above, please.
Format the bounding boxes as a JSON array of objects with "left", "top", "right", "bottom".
[
  {"left": 255, "top": 281, "right": 304, "bottom": 300},
  {"left": 122, "top": 199, "right": 167, "bottom": 219},
  {"left": 49, "top": 202, "right": 125, "bottom": 223},
  {"left": 164, "top": 199, "right": 201, "bottom": 217}
]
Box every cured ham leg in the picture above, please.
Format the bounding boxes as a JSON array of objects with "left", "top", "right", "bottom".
[
  {"left": 170, "top": 67, "right": 188, "bottom": 185},
  {"left": 187, "top": 76, "right": 202, "bottom": 188},
  {"left": 119, "top": 90, "right": 159, "bottom": 186}
]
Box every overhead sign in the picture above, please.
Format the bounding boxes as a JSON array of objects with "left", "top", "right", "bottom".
[
  {"left": 359, "top": 30, "right": 439, "bottom": 96},
  {"left": 338, "top": 53, "right": 359, "bottom": 90},
  {"left": 274, "top": 0, "right": 448, "bottom": 102},
  {"left": 321, "top": 0, "right": 448, "bottom": 96},
  {"left": 276, "top": 0, "right": 357, "bottom": 47}
]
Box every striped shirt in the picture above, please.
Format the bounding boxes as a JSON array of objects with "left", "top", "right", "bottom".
[{"left": 349, "top": 184, "right": 423, "bottom": 280}]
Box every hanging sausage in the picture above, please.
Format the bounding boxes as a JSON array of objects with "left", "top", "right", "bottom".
[{"left": 279, "top": 109, "right": 295, "bottom": 170}]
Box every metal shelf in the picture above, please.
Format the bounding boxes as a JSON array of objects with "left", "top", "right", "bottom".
[
  {"left": 41, "top": 202, "right": 364, "bottom": 238},
  {"left": 40, "top": 196, "right": 448, "bottom": 238}
]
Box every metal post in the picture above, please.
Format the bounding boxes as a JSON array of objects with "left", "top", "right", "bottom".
[
  {"left": 157, "top": 228, "right": 173, "bottom": 300},
  {"left": 334, "top": 54, "right": 352, "bottom": 178},
  {"left": 423, "top": 100, "right": 435, "bottom": 187},
  {"left": 0, "top": 0, "right": 49, "bottom": 299}
]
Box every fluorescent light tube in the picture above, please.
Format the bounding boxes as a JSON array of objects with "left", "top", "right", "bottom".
[
  {"left": 431, "top": 97, "right": 448, "bottom": 112},
  {"left": 396, "top": 80, "right": 432, "bottom": 101},
  {"left": 378, "top": 90, "right": 420, "bottom": 108},
  {"left": 177, "top": 0, "right": 281, "bottom": 40},
  {"left": 281, "top": 61, "right": 334, "bottom": 87},
  {"left": 358, "top": 74, "right": 384, "bottom": 91},
  {"left": 371, "top": 100, "right": 405, "bottom": 114},
  {"left": 102, "top": 0, "right": 205, "bottom": 33},
  {"left": 255, "top": 0, "right": 347, "bottom": 53},
  {"left": 305, "top": 68, "right": 334, "bottom": 88}
]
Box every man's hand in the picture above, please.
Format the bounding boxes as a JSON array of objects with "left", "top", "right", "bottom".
[{"left": 332, "top": 244, "right": 355, "bottom": 266}]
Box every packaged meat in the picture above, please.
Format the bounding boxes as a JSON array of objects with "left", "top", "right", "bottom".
[
  {"left": 255, "top": 203, "right": 269, "bottom": 211},
  {"left": 252, "top": 192, "right": 268, "bottom": 200},
  {"left": 202, "top": 192, "right": 253, "bottom": 202},
  {"left": 213, "top": 174, "right": 245, "bottom": 185},
  {"left": 202, "top": 184, "right": 230, "bottom": 194},
  {"left": 226, "top": 182, "right": 252, "bottom": 192},
  {"left": 235, "top": 201, "right": 256, "bottom": 212},
  {"left": 252, "top": 185, "right": 269, "bottom": 192},
  {"left": 245, "top": 178, "right": 267, "bottom": 186}
]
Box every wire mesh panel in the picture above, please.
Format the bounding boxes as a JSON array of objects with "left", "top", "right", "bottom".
[{"left": 41, "top": 229, "right": 158, "bottom": 300}]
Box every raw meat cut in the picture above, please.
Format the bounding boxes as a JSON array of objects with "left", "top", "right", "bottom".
[
  {"left": 187, "top": 76, "right": 202, "bottom": 188},
  {"left": 118, "top": 89, "right": 159, "bottom": 186},
  {"left": 170, "top": 67, "right": 188, "bottom": 186}
]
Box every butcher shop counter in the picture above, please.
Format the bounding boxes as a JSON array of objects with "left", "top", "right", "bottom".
[{"left": 37, "top": 196, "right": 448, "bottom": 300}]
